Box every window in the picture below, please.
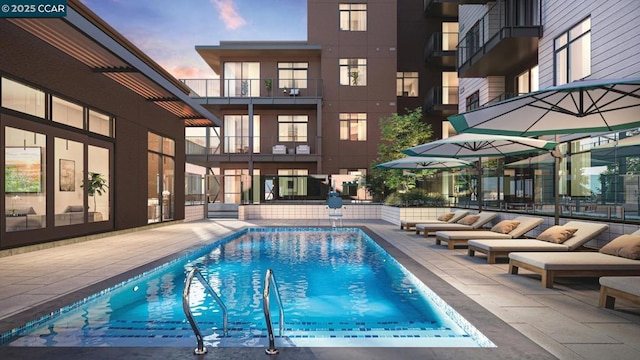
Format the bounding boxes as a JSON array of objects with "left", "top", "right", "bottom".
[
  {"left": 396, "top": 72, "right": 419, "bottom": 97},
  {"left": 442, "top": 72, "right": 459, "bottom": 105},
  {"left": 340, "top": 58, "right": 367, "bottom": 86},
  {"left": 442, "top": 22, "right": 459, "bottom": 51},
  {"left": 223, "top": 62, "right": 260, "bottom": 96},
  {"left": 1, "top": 77, "right": 45, "bottom": 118},
  {"left": 52, "top": 96, "right": 84, "bottom": 129},
  {"left": 516, "top": 65, "right": 539, "bottom": 94},
  {"left": 339, "top": 113, "right": 367, "bottom": 141},
  {"left": 223, "top": 169, "right": 260, "bottom": 203},
  {"left": 224, "top": 115, "right": 260, "bottom": 153},
  {"left": 89, "top": 110, "right": 113, "bottom": 137},
  {"left": 54, "top": 137, "right": 84, "bottom": 227},
  {"left": 339, "top": 4, "right": 367, "bottom": 31},
  {"left": 555, "top": 17, "right": 591, "bottom": 85},
  {"left": 278, "top": 169, "right": 308, "bottom": 197},
  {"left": 278, "top": 115, "right": 308, "bottom": 142},
  {"left": 148, "top": 132, "right": 175, "bottom": 223},
  {"left": 466, "top": 91, "right": 480, "bottom": 112},
  {"left": 278, "top": 62, "right": 308, "bottom": 89},
  {"left": 4, "top": 127, "right": 47, "bottom": 232}
]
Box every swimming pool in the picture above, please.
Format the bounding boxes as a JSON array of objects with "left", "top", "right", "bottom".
[{"left": 3, "top": 227, "right": 495, "bottom": 348}]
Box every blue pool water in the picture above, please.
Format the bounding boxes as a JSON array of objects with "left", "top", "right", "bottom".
[{"left": 4, "top": 228, "right": 494, "bottom": 348}]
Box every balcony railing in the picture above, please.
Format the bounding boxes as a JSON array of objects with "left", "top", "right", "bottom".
[
  {"left": 180, "top": 78, "right": 323, "bottom": 98},
  {"left": 457, "top": 0, "right": 542, "bottom": 76},
  {"left": 186, "top": 136, "right": 320, "bottom": 156},
  {"left": 425, "top": 32, "right": 458, "bottom": 63},
  {"left": 486, "top": 92, "right": 525, "bottom": 105},
  {"left": 426, "top": 86, "right": 459, "bottom": 111}
]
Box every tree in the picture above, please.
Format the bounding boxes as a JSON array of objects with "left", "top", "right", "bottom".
[{"left": 365, "top": 108, "right": 433, "bottom": 200}]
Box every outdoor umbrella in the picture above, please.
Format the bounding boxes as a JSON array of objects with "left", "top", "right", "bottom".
[
  {"left": 374, "top": 156, "right": 473, "bottom": 170},
  {"left": 448, "top": 77, "right": 640, "bottom": 136},
  {"left": 402, "top": 133, "right": 557, "bottom": 211},
  {"left": 448, "top": 77, "right": 640, "bottom": 223}
]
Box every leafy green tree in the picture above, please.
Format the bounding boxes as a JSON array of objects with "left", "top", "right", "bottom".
[{"left": 365, "top": 108, "right": 433, "bottom": 200}]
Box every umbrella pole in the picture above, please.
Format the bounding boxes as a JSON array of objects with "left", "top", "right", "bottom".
[
  {"left": 553, "top": 140, "right": 560, "bottom": 225},
  {"left": 478, "top": 157, "right": 483, "bottom": 212}
]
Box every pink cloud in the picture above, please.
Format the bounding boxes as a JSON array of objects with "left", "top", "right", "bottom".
[
  {"left": 161, "top": 64, "right": 217, "bottom": 79},
  {"left": 210, "top": 0, "right": 247, "bottom": 30}
]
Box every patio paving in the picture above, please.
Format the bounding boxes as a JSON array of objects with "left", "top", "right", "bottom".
[{"left": 0, "top": 218, "right": 638, "bottom": 359}]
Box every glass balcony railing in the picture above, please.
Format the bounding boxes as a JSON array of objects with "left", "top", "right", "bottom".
[
  {"left": 180, "top": 78, "right": 323, "bottom": 98},
  {"left": 186, "top": 136, "right": 320, "bottom": 156}
]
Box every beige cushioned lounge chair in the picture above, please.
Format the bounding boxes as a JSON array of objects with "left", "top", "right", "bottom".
[
  {"left": 415, "top": 212, "right": 497, "bottom": 238},
  {"left": 508, "top": 229, "right": 640, "bottom": 288},
  {"left": 467, "top": 221, "right": 610, "bottom": 263},
  {"left": 598, "top": 276, "right": 640, "bottom": 309},
  {"left": 401, "top": 209, "right": 469, "bottom": 232},
  {"left": 434, "top": 216, "right": 544, "bottom": 250}
]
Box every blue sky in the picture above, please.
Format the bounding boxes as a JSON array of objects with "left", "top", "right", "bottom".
[{"left": 80, "top": 0, "right": 307, "bottom": 78}]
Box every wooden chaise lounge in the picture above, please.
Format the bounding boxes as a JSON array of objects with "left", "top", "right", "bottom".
[
  {"left": 415, "top": 212, "right": 497, "bottom": 238},
  {"left": 508, "top": 231, "right": 640, "bottom": 289},
  {"left": 598, "top": 276, "right": 640, "bottom": 309},
  {"left": 400, "top": 209, "right": 468, "bottom": 231},
  {"left": 467, "top": 221, "right": 610, "bottom": 263},
  {"left": 434, "top": 216, "right": 543, "bottom": 250}
]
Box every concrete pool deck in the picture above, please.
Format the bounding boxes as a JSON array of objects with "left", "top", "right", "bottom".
[{"left": 0, "top": 219, "right": 639, "bottom": 359}]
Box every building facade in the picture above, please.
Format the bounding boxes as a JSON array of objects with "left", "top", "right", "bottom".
[
  {"left": 0, "top": 0, "right": 219, "bottom": 249},
  {"left": 183, "top": 0, "right": 458, "bottom": 204}
]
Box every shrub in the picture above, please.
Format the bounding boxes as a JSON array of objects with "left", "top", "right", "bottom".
[{"left": 384, "top": 189, "right": 446, "bottom": 207}]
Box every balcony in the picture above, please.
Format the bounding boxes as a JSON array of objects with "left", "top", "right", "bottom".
[
  {"left": 457, "top": 0, "right": 542, "bottom": 78},
  {"left": 185, "top": 136, "right": 320, "bottom": 167},
  {"left": 425, "top": 32, "right": 458, "bottom": 68},
  {"left": 425, "top": 86, "right": 459, "bottom": 115},
  {"left": 423, "top": 0, "right": 458, "bottom": 17}
]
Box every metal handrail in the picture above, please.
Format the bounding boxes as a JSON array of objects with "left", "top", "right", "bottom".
[
  {"left": 183, "top": 268, "right": 228, "bottom": 355},
  {"left": 262, "top": 268, "right": 284, "bottom": 355}
]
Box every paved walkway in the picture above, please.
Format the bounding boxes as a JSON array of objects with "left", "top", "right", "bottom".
[{"left": 0, "top": 219, "right": 638, "bottom": 359}]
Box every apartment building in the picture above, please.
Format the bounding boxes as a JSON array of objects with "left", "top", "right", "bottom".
[
  {"left": 455, "top": 0, "right": 640, "bottom": 216},
  {"left": 184, "top": 0, "right": 460, "bottom": 204}
]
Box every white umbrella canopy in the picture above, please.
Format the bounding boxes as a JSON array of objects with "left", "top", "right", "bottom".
[
  {"left": 449, "top": 77, "right": 640, "bottom": 136},
  {"left": 402, "top": 133, "right": 557, "bottom": 158},
  {"left": 402, "top": 133, "right": 557, "bottom": 211},
  {"left": 375, "top": 156, "right": 473, "bottom": 170}
]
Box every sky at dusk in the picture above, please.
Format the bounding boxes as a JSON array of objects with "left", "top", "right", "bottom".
[{"left": 80, "top": 0, "right": 307, "bottom": 79}]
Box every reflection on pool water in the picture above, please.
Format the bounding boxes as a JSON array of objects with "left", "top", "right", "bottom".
[{"left": 4, "top": 228, "right": 495, "bottom": 348}]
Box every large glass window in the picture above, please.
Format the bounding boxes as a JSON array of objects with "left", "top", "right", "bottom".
[
  {"left": 224, "top": 169, "right": 260, "bottom": 204},
  {"left": 4, "top": 127, "right": 47, "bottom": 232},
  {"left": 278, "top": 115, "right": 308, "bottom": 142},
  {"left": 89, "top": 110, "right": 113, "bottom": 137},
  {"left": 339, "top": 113, "right": 367, "bottom": 141},
  {"left": 278, "top": 62, "right": 308, "bottom": 89},
  {"left": 278, "top": 169, "right": 308, "bottom": 198},
  {"left": 442, "top": 22, "right": 459, "bottom": 51},
  {"left": 88, "top": 145, "right": 110, "bottom": 222},
  {"left": 466, "top": 91, "right": 480, "bottom": 111},
  {"left": 555, "top": 17, "right": 591, "bottom": 85},
  {"left": 1, "top": 77, "right": 45, "bottom": 118},
  {"left": 52, "top": 96, "right": 84, "bottom": 129},
  {"left": 396, "top": 72, "right": 418, "bottom": 97},
  {"left": 224, "top": 115, "right": 260, "bottom": 153},
  {"left": 517, "top": 65, "right": 540, "bottom": 95},
  {"left": 339, "top": 4, "right": 367, "bottom": 31},
  {"left": 147, "top": 132, "right": 175, "bottom": 223},
  {"left": 442, "top": 72, "right": 459, "bottom": 105},
  {"left": 55, "top": 137, "right": 84, "bottom": 227},
  {"left": 223, "top": 62, "right": 260, "bottom": 97},
  {"left": 339, "top": 58, "right": 367, "bottom": 86}
]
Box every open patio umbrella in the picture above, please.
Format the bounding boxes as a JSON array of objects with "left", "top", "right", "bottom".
[
  {"left": 448, "top": 77, "right": 640, "bottom": 223},
  {"left": 449, "top": 77, "right": 640, "bottom": 136},
  {"left": 374, "top": 156, "right": 473, "bottom": 170},
  {"left": 402, "top": 133, "right": 557, "bottom": 211}
]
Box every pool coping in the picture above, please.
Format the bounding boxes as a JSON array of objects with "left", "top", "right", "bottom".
[{"left": 0, "top": 225, "right": 557, "bottom": 359}]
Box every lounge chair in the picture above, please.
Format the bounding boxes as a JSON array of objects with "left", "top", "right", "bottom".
[
  {"left": 467, "top": 221, "right": 610, "bottom": 263},
  {"left": 508, "top": 231, "right": 640, "bottom": 288},
  {"left": 415, "top": 212, "right": 497, "bottom": 238},
  {"left": 434, "top": 216, "right": 544, "bottom": 250},
  {"left": 400, "top": 209, "right": 469, "bottom": 232},
  {"left": 598, "top": 276, "right": 640, "bottom": 309}
]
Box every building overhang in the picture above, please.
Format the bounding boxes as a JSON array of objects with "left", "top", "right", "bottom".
[
  {"left": 7, "top": 0, "right": 220, "bottom": 127},
  {"left": 196, "top": 42, "right": 322, "bottom": 75}
]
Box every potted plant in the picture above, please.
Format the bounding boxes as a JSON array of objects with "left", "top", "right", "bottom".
[
  {"left": 264, "top": 78, "right": 273, "bottom": 95},
  {"left": 86, "top": 172, "right": 108, "bottom": 212},
  {"left": 350, "top": 71, "right": 359, "bottom": 86}
]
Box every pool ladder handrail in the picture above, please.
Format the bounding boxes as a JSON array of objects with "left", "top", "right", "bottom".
[
  {"left": 263, "top": 268, "right": 284, "bottom": 355},
  {"left": 182, "top": 268, "right": 228, "bottom": 355}
]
